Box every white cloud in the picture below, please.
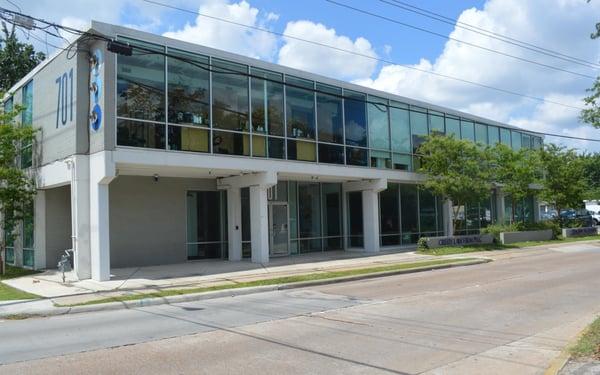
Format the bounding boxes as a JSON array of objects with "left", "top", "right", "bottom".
[
  {"left": 277, "top": 20, "right": 378, "bottom": 81},
  {"left": 163, "top": 0, "right": 278, "bottom": 60},
  {"left": 356, "top": 0, "right": 600, "bottom": 152}
]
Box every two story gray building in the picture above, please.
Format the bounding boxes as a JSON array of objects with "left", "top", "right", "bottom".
[{"left": 2, "top": 21, "right": 541, "bottom": 281}]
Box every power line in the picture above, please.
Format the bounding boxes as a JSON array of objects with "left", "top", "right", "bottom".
[
  {"left": 1, "top": 6, "right": 599, "bottom": 143},
  {"left": 380, "top": 0, "right": 600, "bottom": 70},
  {"left": 139, "top": 0, "right": 587, "bottom": 112},
  {"left": 325, "top": 0, "right": 597, "bottom": 80}
]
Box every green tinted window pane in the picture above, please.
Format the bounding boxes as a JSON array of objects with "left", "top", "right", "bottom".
[
  {"left": 251, "top": 68, "right": 284, "bottom": 136},
  {"left": 392, "top": 153, "right": 412, "bottom": 171},
  {"left": 461, "top": 120, "right": 474, "bottom": 141},
  {"left": 167, "top": 50, "right": 209, "bottom": 127},
  {"left": 213, "top": 131, "right": 250, "bottom": 156},
  {"left": 475, "top": 123, "right": 488, "bottom": 145},
  {"left": 288, "top": 182, "right": 298, "bottom": 240},
  {"left": 23, "top": 202, "right": 34, "bottom": 249},
  {"left": 212, "top": 59, "right": 249, "bottom": 131},
  {"left": 532, "top": 136, "right": 542, "bottom": 149},
  {"left": 286, "top": 76, "right": 315, "bottom": 140},
  {"left": 488, "top": 126, "right": 500, "bottom": 145},
  {"left": 380, "top": 183, "right": 399, "bottom": 235},
  {"left": 401, "top": 184, "right": 419, "bottom": 234},
  {"left": 298, "top": 183, "right": 321, "bottom": 238},
  {"left": 287, "top": 140, "right": 316, "bottom": 161},
  {"left": 322, "top": 183, "right": 342, "bottom": 237},
  {"left": 511, "top": 131, "right": 522, "bottom": 150},
  {"left": 429, "top": 114, "right": 444, "bottom": 134},
  {"left": 370, "top": 150, "right": 391, "bottom": 169},
  {"left": 117, "top": 38, "right": 165, "bottom": 122},
  {"left": 3, "top": 97, "right": 13, "bottom": 113},
  {"left": 410, "top": 110, "right": 428, "bottom": 153},
  {"left": 390, "top": 106, "right": 410, "bottom": 153},
  {"left": 368, "top": 96, "right": 390, "bottom": 150},
  {"left": 522, "top": 134, "right": 531, "bottom": 149},
  {"left": 21, "top": 81, "right": 33, "bottom": 126},
  {"left": 344, "top": 91, "right": 367, "bottom": 147},
  {"left": 346, "top": 147, "right": 367, "bottom": 166},
  {"left": 316, "top": 84, "right": 343, "bottom": 143},
  {"left": 445, "top": 117, "right": 460, "bottom": 138},
  {"left": 419, "top": 188, "right": 437, "bottom": 233},
  {"left": 500, "top": 128, "right": 511, "bottom": 146}
]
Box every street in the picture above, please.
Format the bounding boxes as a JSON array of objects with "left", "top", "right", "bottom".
[{"left": 1, "top": 245, "right": 600, "bottom": 374}]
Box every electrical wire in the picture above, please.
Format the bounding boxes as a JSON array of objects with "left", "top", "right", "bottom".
[
  {"left": 325, "top": 0, "right": 596, "bottom": 79},
  {"left": 379, "top": 0, "right": 600, "bottom": 70}
]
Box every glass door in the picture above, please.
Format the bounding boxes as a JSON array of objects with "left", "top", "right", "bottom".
[{"left": 269, "top": 203, "right": 289, "bottom": 256}]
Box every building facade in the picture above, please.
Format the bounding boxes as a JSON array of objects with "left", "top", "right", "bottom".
[{"left": 2, "top": 22, "right": 541, "bottom": 281}]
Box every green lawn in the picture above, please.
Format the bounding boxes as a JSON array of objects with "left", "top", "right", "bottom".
[
  {"left": 417, "top": 235, "right": 600, "bottom": 256},
  {"left": 0, "top": 265, "right": 40, "bottom": 301},
  {"left": 61, "top": 257, "right": 481, "bottom": 307},
  {"left": 570, "top": 316, "right": 600, "bottom": 359}
]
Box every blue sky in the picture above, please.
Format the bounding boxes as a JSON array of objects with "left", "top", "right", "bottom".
[{"left": 10, "top": 0, "right": 600, "bottom": 152}]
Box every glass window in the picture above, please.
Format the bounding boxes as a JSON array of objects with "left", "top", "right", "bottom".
[
  {"left": 429, "top": 113, "right": 445, "bottom": 134},
  {"left": 241, "top": 187, "right": 251, "bottom": 258},
  {"left": 346, "top": 147, "right": 367, "bottom": 166},
  {"left": 347, "top": 191, "right": 363, "bottom": 247},
  {"left": 212, "top": 59, "right": 249, "bottom": 132},
  {"left": 410, "top": 110, "right": 428, "bottom": 154},
  {"left": 268, "top": 137, "right": 285, "bottom": 159},
  {"left": 286, "top": 76, "right": 315, "bottom": 139},
  {"left": 316, "top": 84, "right": 343, "bottom": 143},
  {"left": 500, "top": 128, "right": 511, "bottom": 146},
  {"left": 318, "top": 143, "right": 344, "bottom": 164},
  {"left": 368, "top": 96, "right": 390, "bottom": 150},
  {"left": 117, "top": 119, "right": 165, "bottom": 149},
  {"left": 288, "top": 181, "right": 298, "bottom": 239},
  {"left": 511, "top": 131, "right": 522, "bottom": 150},
  {"left": 23, "top": 202, "right": 34, "bottom": 249},
  {"left": 213, "top": 130, "right": 250, "bottom": 156},
  {"left": 298, "top": 183, "right": 321, "bottom": 238},
  {"left": 521, "top": 133, "right": 531, "bottom": 149},
  {"left": 488, "top": 125, "right": 500, "bottom": 145},
  {"left": 322, "top": 183, "right": 342, "bottom": 239},
  {"left": 445, "top": 117, "right": 460, "bottom": 138},
  {"left": 168, "top": 126, "right": 209, "bottom": 152},
  {"left": 117, "top": 38, "right": 165, "bottom": 122},
  {"left": 390, "top": 102, "right": 410, "bottom": 153},
  {"left": 475, "top": 123, "right": 488, "bottom": 145},
  {"left": 287, "top": 140, "right": 316, "bottom": 161},
  {"left": 380, "top": 183, "right": 400, "bottom": 235},
  {"left": 370, "top": 150, "right": 392, "bottom": 169},
  {"left": 461, "top": 120, "right": 475, "bottom": 142},
  {"left": 3, "top": 96, "right": 13, "bottom": 113},
  {"left": 167, "top": 50, "right": 209, "bottom": 127},
  {"left": 251, "top": 68, "right": 284, "bottom": 136},
  {"left": 392, "top": 153, "right": 412, "bottom": 171},
  {"left": 21, "top": 81, "right": 33, "bottom": 168},
  {"left": 532, "top": 136, "right": 543, "bottom": 150},
  {"left": 419, "top": 188, "right": 437, "bottom": 233},
  {"left": 251, "top": 135, "right": 280, "bottom": 158},
  {"left": 344, "top": 90, "right": 367, "bottom": 147},
  {"left": 401, "top": 184, "right": 419, "bottom": 244},
  {"left": 186, "top": 191, "right": 226, "bottom": 259}
]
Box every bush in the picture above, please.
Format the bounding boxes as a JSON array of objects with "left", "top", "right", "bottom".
[
  {"left": 480, "top": 223, "right": 519, "bottom": 243},
  {"left": 417, "top": 237, "right": 429, "bottom": 250},
  {"left": 480, "top": 221, "right": 560, "bottom": 241}
]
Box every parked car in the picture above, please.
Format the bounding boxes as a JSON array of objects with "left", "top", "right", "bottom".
[
  {"left": 591, "top": 210, "right": 600, "bottom": 226},
  {"left": 560, "top": 209, "right": 595, "bottom": 227}
]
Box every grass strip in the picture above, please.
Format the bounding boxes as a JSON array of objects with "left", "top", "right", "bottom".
[
  {"left": 570, "top": 316, "right": 600, "bottom": 360},
  {"left": 0, "top": 265, "right": 41, "bottom": 301},
  {"left": 418, "top": 235, "right": 600, "bottom": 256},
  {"left": 61, "top": 258, "right": 480, "bottom": 307}
]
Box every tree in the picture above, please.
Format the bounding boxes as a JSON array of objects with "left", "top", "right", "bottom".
[
  {"left": 580, "top": 152, "right": 600, "bottom": 199},
  {"left": 418, "top": 134, "right": 492, "bottom": 233},
  {"left": 489, "top": 144, "right": 541, "bottom": 223},
  {"left": 537, "top": 143, "right": 586, "bottom": 227},
  {"left": 0, "top": 22, "right": 45, "bottom": 93},
  {"left": 0, "top": 103, "right": 36, "bottom": 274},
  {"left": 581, "top": 1, "right": 600, "bottom": 128}
]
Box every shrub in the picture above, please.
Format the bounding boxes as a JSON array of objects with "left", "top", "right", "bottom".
[
  {"left": 480, "top": 223, "right": 519, "bottom": 243},
  {"left": 417, "top": 237, "right": 429, "bottom": 250}
]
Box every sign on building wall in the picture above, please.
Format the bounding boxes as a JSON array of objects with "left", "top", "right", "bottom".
[
  {"left": 562, "top": 227, "right": 599, "bottom": 238},
  {"left": 425, "top": 234, "right": 494, "bottom": 248}
]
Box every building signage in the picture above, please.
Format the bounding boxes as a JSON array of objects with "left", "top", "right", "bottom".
[
  {"left": 425, "top": 234, "right": 494, "bottom": 248},
  {"left": 562, "top": 227, "right": 599, "bottom": 238}
]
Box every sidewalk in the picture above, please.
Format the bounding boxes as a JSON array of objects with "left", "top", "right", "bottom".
[{"left": 0, "top": 249, "right": 488, "bottom": 317}]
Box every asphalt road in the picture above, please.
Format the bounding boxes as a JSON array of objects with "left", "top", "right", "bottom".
[{"left": 1, "top": 244, "right": 600, "bottom": 374}]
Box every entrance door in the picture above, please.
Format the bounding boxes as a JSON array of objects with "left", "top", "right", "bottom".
[{"left": 269, "top": 203, "right": 289, "bottom": 256}]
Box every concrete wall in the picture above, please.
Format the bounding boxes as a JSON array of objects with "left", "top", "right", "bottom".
[
  {"left": 500, "top": 229, "right": 553, "bottom": 245},
  {"left": 109, "top": 176, "right": 217, "bottom": 268},
  {"left": 45, "top": 186, "right": 72, "bottom": 268}
]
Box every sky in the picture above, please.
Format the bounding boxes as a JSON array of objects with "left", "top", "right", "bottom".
[{"left": 6, "top": 0, "right": 600, "bottom": 152}]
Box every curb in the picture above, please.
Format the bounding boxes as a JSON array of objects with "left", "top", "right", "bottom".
[
  {"left": 543, "top": 317, "right": 597, "bottom": 375},
  {"left": 1, "top": 258, "right": 490, "bottom": 319}
]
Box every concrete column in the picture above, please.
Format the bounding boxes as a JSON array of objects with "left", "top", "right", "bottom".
[
  {"left": 362, "top": 189, "right": 380, "bottom": 253},
  {"left": 89, "top": 152, "right": 115, "bottom": 281},
  {"left": 68, "top": 155, "right": 91, "bottom": 280},
  {"left": 343, "top": 179, "right": 387, "bottom": 253},
  {"left": 33, "top": 190, "right": 46, "bottom": 270},
  {"left": 443, "top": 199, "right": 454, "bottom": 237},
  {"left": 250, "top": 185, "right": 269, "bottom": 264},
  {"left": 226, "top": 187, "right": 242, "bottom": 261}
]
